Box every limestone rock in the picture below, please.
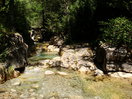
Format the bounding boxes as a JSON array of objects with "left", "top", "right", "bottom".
[
  {"left": 94, "top": 69, "right": 104, "bottom": 76},
  {"left": 60, "top": 47, "right": 95, "bottom": 71},
  {"left": 13, "top": 71, "right": 20, "bottom": 78},
  {"left": 57, "top": 71, "right": 68, "bottom": 76},
  {"left": 109, "top": 72, "right": 132, "bottom": 78},
  {"left": 78, "top": 66, "right": 90, "bottom": 74},
  {"left": 47, "top": 45, "right": 59, "bottom": 52},
  {"left": 32, "top": 84, "right": 39, "bottom": 89},
  {"left": 50, "top": 36, "right": 64, "bottom": 47},
  {"left": 45, "top": 70, "right": 55, "bottom": 75},
  {"left": 12, "top": 80, "right": 21, "bottom": 86}
]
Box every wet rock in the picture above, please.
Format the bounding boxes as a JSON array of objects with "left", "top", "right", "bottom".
[
  {"left": 45, "top": 70, "right": 55, "bottom": 75},
  {"left": 39, "top": 59, "right": 51, "bottom": 68}
]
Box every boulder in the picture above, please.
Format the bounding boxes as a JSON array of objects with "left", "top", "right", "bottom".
[
  {"left": 105, "top": 47, "right": 132, "bottom": 72},
  {"left": 50, "top": 36, "right": 64, "bottom": 47},
  {"left": 60, "top": 47, "right": 96, "bottom": 71},
  {"left": 109, "top": 72, "right": 132, "bottom": 78},
  {"left": 95, "top": 44, "right": 132, "bottom": 73},
  {"left": 47, "top": 45, "right": 59, "bottom": 52},
  {"left": 5, "top": 33, "right": 28, "bottom": 71}
]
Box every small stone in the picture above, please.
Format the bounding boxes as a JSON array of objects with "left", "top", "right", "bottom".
[
  {"left": 20, "top": 94, "right": 26, "bottom": 98},
  {"left": 39, "top": 94, "right": 44, "bottom": 98},
  {"left": 94, "top": 69, "right": 104, "bottom": 76},
  {"left": 45, "top": 70, "right": 55, "bottom": 75},
  {"left": 94, "top": 96, "right": 101, "bottom": 99},
  {"left": 29, "top": 89, "right": 34, "bottom": 92},
  {"left": 63, "top": 97, "right": 69, "bottom": 99},
  {"left": 12, "top": 81, "right": 21, "bottom": 86},
  {"left": 57, "top": 71, "right": 68, "bottom": 76},
  {"left": 32, "top": 84, "right": 39, "bottom": 89},
  {"left": 78, "top": 66, "right": 90, "bottom": 74},
  {"left": 49, "top": 96, "right": 56, "bottom": 99},
  {"left": 11, "top": 89, "right": 16, "bottom": 92},
  {"left": 13, "top": 71, "right": 20, "bottom": 78},
  {"left": 29, "top": 97, "right": 36, "bottom": 99}
]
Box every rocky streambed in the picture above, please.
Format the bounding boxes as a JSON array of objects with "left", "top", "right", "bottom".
[
  {"left": 0, "top": 43, "right": 132, "bottom": 99},
  {"left": 0, "top": 65, "right": 132, "bottom": 99}
]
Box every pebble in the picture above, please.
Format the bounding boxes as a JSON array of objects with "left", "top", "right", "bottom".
[
  {"left": 29, "top": 89, "right": 34, "bottom": 92},
  {"left": 45, "top": 70, "right": 55, "bottom": 75},
  {"left": 12, "top": 81, "right": 21, "bottom": 86},
  {"left": 57, "top": 71, "right": 68, "bottom": 76},
  {"left": 11, "top": 89, "right": 16, "bottom": 92},
  {"left": 39, "top": 94, "right": 44, "bottom": 98},
  {"left": 32, "top": 84, "right": 39, "bottom": 89},
  {"left": 49, "top": 96, "right": 56, "bottom": 99},
  {"left": 13, "top": 71, "right": 20, "bottom": 78}
]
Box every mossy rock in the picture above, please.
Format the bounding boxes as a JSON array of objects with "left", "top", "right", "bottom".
[{"left": 0, "top": 65, "right": 20, "bottom": 83}]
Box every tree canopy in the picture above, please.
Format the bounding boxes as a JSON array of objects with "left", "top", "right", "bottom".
[{"left": 0, "top": 0, "right": 132, "bottom": 61}]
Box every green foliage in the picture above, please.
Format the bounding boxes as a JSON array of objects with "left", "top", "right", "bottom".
[
  {"left": 100, "top": 17, "right": 132, "bottom": 48},
  {"left": 0, "top": 32, "right": 10, "bottom": 61}
]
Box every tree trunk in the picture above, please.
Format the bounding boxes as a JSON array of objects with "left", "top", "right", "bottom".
[
  {"left": 9, "top": 0, "right": 15, "bottom": 32},
  {"left": 2, "top": 0, "right": 5, "bottom": 7}
]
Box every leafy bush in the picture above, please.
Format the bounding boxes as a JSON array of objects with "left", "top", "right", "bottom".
[
  {"left": 100, "top": 17, "right": 132, "bottom": 48},
  {"left": 0, "top": 32, "right": 10, "bottom": 62}
]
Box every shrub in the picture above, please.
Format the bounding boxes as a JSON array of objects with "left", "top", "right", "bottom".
[{"left": 99, "top": 17, "right": 132, "bottom": 48}]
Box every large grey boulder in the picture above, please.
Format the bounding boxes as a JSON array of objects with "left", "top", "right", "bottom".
[
  {"left": 5, "top": 33, "right": 28, "bottom": 71},
  {"left": 106, "top": 47, "right": 132, "bottom": 72},
  {"left": 60, "top": 47, "right": 96, "bottom": 71},
  {"left": 95, "top": 44, "right": 132, "bottom": 73}
]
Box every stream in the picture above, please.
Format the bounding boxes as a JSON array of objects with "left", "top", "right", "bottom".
[{"left": 0, "top": 52, "right": 132, "bottom": 99}]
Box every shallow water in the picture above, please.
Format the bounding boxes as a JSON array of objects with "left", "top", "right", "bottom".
[
  {"left": 29, "top": 52, "right": 58, "bottom": 62},
  {"left": 0, "top": 52, "right": 132, "bottom": 99}
]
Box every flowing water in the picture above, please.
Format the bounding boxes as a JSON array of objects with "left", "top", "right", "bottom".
[{"left": 0, "top": 52, "right": 132, "bottom": 99}]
